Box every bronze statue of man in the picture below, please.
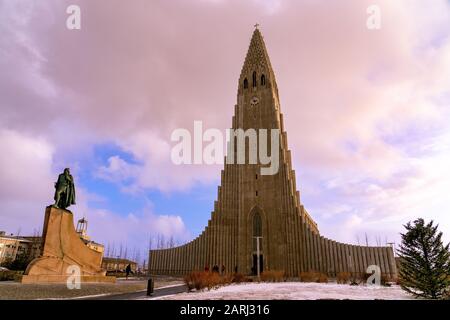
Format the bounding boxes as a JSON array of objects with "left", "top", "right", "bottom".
[{"left": 53, "top": 168, "right": 76, "bottom": 210}]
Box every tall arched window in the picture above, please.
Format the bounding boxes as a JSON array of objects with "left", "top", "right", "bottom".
[
  {"left": 261, "top": 74, "right": 266, "bottom": 86},
  {"left": 252, "top": 71, "right": 257, "bottom": 87},
  {"left": 243, "top": 78, "right": 248, "bottom": 89},
  {"left": 253, "top": 212, "right": 262, "bottom": 251}
]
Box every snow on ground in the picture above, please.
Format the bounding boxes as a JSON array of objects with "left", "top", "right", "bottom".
[{"left": 151, "top": 282, "right": 414, "bottom": 300}]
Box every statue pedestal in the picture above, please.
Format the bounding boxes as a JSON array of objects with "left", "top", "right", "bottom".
[{"left": 22, "top": 206, "right": 115, "bottom": 284}]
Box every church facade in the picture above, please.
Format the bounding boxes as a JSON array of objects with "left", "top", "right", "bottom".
[{"left": 148, "top": 29, "right": 397, "bottom": 279}]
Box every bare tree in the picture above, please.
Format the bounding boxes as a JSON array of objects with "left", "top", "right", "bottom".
[
  {"left": 110, "top": 242, "right": 116, "bottom": 258},
  {"left": 365, "top": 233, "right": 369, "bottom": 246},
  {"left": 147, "top": 235, "right": 153, "bottom": 251},
  {"left": 168, "top": 236, "right": 175, "bottom": 248}
]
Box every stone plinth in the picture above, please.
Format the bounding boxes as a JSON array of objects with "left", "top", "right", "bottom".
[{"left": 22, "top": 206, "right": 115, "bottom": 284}]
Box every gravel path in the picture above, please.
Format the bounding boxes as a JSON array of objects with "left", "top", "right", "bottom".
[{"left": 0, "top": 276, "right": 184, "bottom": 300}]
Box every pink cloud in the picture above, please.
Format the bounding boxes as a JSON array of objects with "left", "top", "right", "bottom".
[{"left": 1, "top": 0, "right": 450, "bottom": 247}]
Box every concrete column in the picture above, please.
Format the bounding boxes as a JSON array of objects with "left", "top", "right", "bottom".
[
  {"left": 338, "top": 242, "right": 345, "bottom": 274},
  {"left": 216, "top": 214, "right": 221, "bottom": 270},
  {"left": 224, "top": 166, "right": 229, "bottom": 273},
  {"left": 161, "top": 250, "right": 165, "bottom": 274},
  {"left": 160, "top": 250, "right": 165, "bottom": 274},
  {"left": 177, "top": 247, "right": 181, "bottom": 274},
  {"left": 361, "top": 246, "right": 368, "bottom": 275},
  {"left": 326, "top": 241, "right": 331, "bottom": 276},
  {"left": 151, "top": 250, "right": 155, "bottom": 274},
  {"left": 313, "top": 233, "right": 320, "bottom": 272},
  {"left": 186, "top": 244, "right": 190, "bottom": 274},
  {"left": 322, "top": 237, "right": 328, "bottom": 274},
  {"left": 309, "top": 228, "right": 315, "bottom": 271},
  {"left": 214, "top": 216, "right": 218, "bottom": 268},
  {"left": 379, "top": 247, "right": 386, "bottom": 276},
  {"left": 193, "top": 238, "right": 198, "bottom": 271},
  {"left": 349, "top": 245, "right": 356, "bottom": 275},
  {"left": 296, "top": 212, "right": 302, "bottom": 276},
  {"left": 370, "top": 246, "right": 376, "bottom": 267},
  {"left": 210, "top": 219, "right": 215, "bottom": 268},
  {"left": 346, "top": 244, "right": 352, "bottom": 272},
  {"left": 345, "top": 244, "right": 351, "bottom": 272},
  {"left": 192, "top": 241, "right": 196, "bottom": 272},
  {"left": 206, "top": 224, "right": 211, "bottom": 268},
  {"left": 200, "top": 234, "right": 205, "bottom": 270},
  {"left": 165, "top": 248, "right": 169, "bottom": 274},
  {"left": 356, "top": 246, "right": 363, "bottom": 277},
  {"left": 314, "top": 234, "right": 320, "bottom": 272},
  {"left": 182, "top": 246, "right": 186, "bottom": 274},
  {"left": 172, "top": 247, "right": 177, "bottom": 275},
  {"left": 324, "top": 239, "right": 331, "bottom": 275},
  {"left": 382, "top": 247, "right": 390, "bottom": 277},
  {"left": 291, "top": 211, "right": 298, "bottom": 276},
  {"left": 153, "top": 250, "right": 157, "bottom": 274},
  {"left": 382, "top": 247, "right": 391, "bottom": 277},
  {"left": 306, "top": 226, "right": 313, "bottom": 271},
  {"left": 180, "top": 246, "right": 184, "bottom": 274},
  {"left": 165, "top": 249, "right": 170, "bottom": 275},
  {"left": 301, "top": 220, "right": 307, "bottom": 273},
  {"left": 353, "top": 246, "right": 361, "bottom": 277},
  {"left": 200, "top": 236, "right": 204, "bottom": 270},
  {"left": 336, "top": 243, "right": 343, "bottom": 274},
  {"left": 388, "top": 247, "right": 397, "bottom": 279},
  {"left": 376, "top": 247, "right": 384, "bottom": 276},
  {"left": 179, "top": 246, "right": 184, "bottom": 274}
]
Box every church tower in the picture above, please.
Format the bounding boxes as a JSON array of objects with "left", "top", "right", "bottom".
[{"left": 149, "top": 28, "right": 397, "bottom": 279}]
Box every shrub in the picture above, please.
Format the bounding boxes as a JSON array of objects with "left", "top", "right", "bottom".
[
  {"left": 184, "top": 271, "right": 247, "bottom": 292},
  {"left": 299, "top": 271, "right": 327, "bottom": 283},
  {"left": 381, "top": 274, "right": 393, "bottom": 287},
  {"left": 232, "top": 273, "right": 249, "bottom": 284},
  {"left": 0, "top": 271, "right": 23, "bottom": 281},
  {"left": 260, "top": 270, "right": 286, "bottom": 282},
  {"left": 299, "top": 271, "right": 316, "bottom": 282},
  {"left": 317, "top": 273, "right": 328, "bottom": 283},
  {"left": 0, "top": 254, "right": 32, "bottom": 271},
  {"left": 337, "top": 272, "right": 351, "bottom": 284}
]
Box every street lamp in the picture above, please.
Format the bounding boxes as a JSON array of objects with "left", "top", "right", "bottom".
[
  {"left": 254, "top": 236, "right": 263, "bottom": 279},
  {"left": 116, "top": 255, "right": 120, "bottom": 275}
]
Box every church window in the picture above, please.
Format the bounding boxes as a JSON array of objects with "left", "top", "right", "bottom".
[
  {"left": 252, "top": 72, "right": 257, "bottom": 87},
  {"left": 253, "top": 212, "right": 262, "bottom": 237},
  {"left": 244, "top": 78, "right": 248, "bottom": 89},
  {"left": 261, "top": 74, "right": 266, "bottom": 86}
]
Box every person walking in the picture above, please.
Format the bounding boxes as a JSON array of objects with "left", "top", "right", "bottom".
[{"left": 125, "top": 264, "right": 132, "bottom": 280}]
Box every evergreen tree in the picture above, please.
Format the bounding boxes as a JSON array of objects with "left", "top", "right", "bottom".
[{"left": 398, "top": 218, "right": 450, "bottom": 299}]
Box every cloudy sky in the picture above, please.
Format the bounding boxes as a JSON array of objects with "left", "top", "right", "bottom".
[{"left": 1, "top": 0, "right": 449, "bottom": 262}]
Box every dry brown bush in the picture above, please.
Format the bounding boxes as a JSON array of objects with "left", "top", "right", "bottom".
[
  {"left": 184, "top": 271, "right": 249, "bottom": 291},
  {"left": 336, "top": 272, "right": 351, "bottom": 284},
  {"left": 260, "top": 270, "right": 286, "bottom": 282}
]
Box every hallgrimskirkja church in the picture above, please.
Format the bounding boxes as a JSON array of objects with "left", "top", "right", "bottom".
[{"left": 148, "top": 28, "right": 397, "bottom": 279}]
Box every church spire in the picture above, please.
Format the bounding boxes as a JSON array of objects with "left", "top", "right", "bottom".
[{"left": 238, "top": 28, "right": 279, "bottom": 100}]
